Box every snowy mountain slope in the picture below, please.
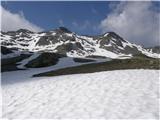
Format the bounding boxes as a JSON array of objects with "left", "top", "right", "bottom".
[
  {"left": 146, "top": 46, "right": 160, "bottom": 54},
  {"left": 2, "top": 70, "right": 159, "bottom": 119},
  {"left": 1, "top": 27, "right": 159, "bottom": 59}
]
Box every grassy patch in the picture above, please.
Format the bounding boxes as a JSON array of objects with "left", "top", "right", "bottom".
[
  {"left": 1, "top": 46, "right": 13, "bottom": 54},
  {"left": 1, "top": 54, "right": 31, "bottom": 72},
  {"left": 73, "top": 58, "right": 95, "bottom": 63},
  {"left": 33, "top": 57, "right": 160, "bottom": 77},
  {"left": 25, "top": 53, "right": 59, "bottom": 68},
  {"left": 25, "top": 53, "right": 61, "bottom": 68}
]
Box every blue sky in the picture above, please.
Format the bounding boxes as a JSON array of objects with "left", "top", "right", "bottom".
[
  {"left": 1, "top": 1, "right": 117, "bottom": 35},
  {"left": 1, "top": 1, "right": 160, "bottom": 47}
]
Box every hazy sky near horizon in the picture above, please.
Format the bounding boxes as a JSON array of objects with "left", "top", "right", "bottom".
[{"left": 1, "top": 1, "right": 160, "bottom": 47}]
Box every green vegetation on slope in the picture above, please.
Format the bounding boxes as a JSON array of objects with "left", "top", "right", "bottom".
[
  {"left": 1, "top": 54, "right": 31, "bottom": 72},
  {"left": 25, "top": 53, "right": 63, "bottom": 68},
  {"left": 33, "top": 56, "right": 160, "bottom": 77}
]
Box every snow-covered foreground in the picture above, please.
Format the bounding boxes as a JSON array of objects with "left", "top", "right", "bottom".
[{"left": 2, "top": 70, "right": 159, "bottom": 119}]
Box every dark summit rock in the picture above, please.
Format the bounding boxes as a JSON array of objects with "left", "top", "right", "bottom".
[
  {"left": 147, "top": 46, "right": 160, "bottom": 54},
  {"left": 5, "top": 31, "right": 17, "bottom": 36},
  {"left": 97, "top": 32, "right": 142, "bottom": 55},
  {"left": 107, "top": 32, "right": 126, "bottom": 42},
  {"left": 55, "top": 27, "right": 72, "bottom": 33},
  {"left": 4, "top": 29, "right": 33, "bottom": 37},
  {"left": 99, "top": 32, "right": 125, "bottom": 49},
  {"left": 56, "top": 42, "right": 85, "bottom": 55},
  {"left": 36, "top": 35, "right": 57, "bottom": 46},
  {"left": 99, "top": 32, "right": 125, "bottom": 46},
  {"left": 16, "top": 29, "right": 33, "bottom": 34},
  {"left": 36, "top": 29, "right": 76, "bottom": 46}
]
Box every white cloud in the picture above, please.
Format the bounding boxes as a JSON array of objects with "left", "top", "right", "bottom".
[
  {"left": 100, "top": 1, "right": 160, "bottom": 47},
  {"left": 91, "top": 8, "right": 98, "bottom": 14},
  {"left": 72, "top": 21, "right": 78, "bottom": 27},
  {"left": 81, "top": 20, "right": 90, "bottom": 30},
  {"left": 0, "top": 6, "right": 43, "bottom": 32},
  {"left": 58, "top": 19, "right": 64, "bottom": 27},
  {"left": 72, "top": 20, "right": 91, "bottom": 30}
]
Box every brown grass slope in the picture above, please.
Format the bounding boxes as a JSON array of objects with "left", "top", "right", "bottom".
[{"left": 33, "top": 55, "right": 160, "bottom": 77}]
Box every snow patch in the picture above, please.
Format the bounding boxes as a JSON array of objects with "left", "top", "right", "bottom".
[{"left": 2, "top": 70, "right": 159, "bottom": 119}]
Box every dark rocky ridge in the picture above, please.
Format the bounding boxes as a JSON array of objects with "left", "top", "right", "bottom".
[
  {"left": 1, "top": 27, "right": 159, "bottom": 59},
  {"left": 147, "top": 46, "right": 160, "bottom": 54}
]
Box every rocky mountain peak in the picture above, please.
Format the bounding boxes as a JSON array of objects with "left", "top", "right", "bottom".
[
  {"left": 1, "top": 27, "right": 159, "bottom": 59},
  {"left": 55, "top": 27, "right": 72, "bottom": 33},
  {"left": 105, "top": 32, "right": 126, "bottom": 42},
  {"left": 16, "top": 29, "right": 33, "bottom": 33}
]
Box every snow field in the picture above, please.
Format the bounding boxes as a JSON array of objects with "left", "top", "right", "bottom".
[{"left": 2, "top": 70, "right": 159, "bottom": 119}]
